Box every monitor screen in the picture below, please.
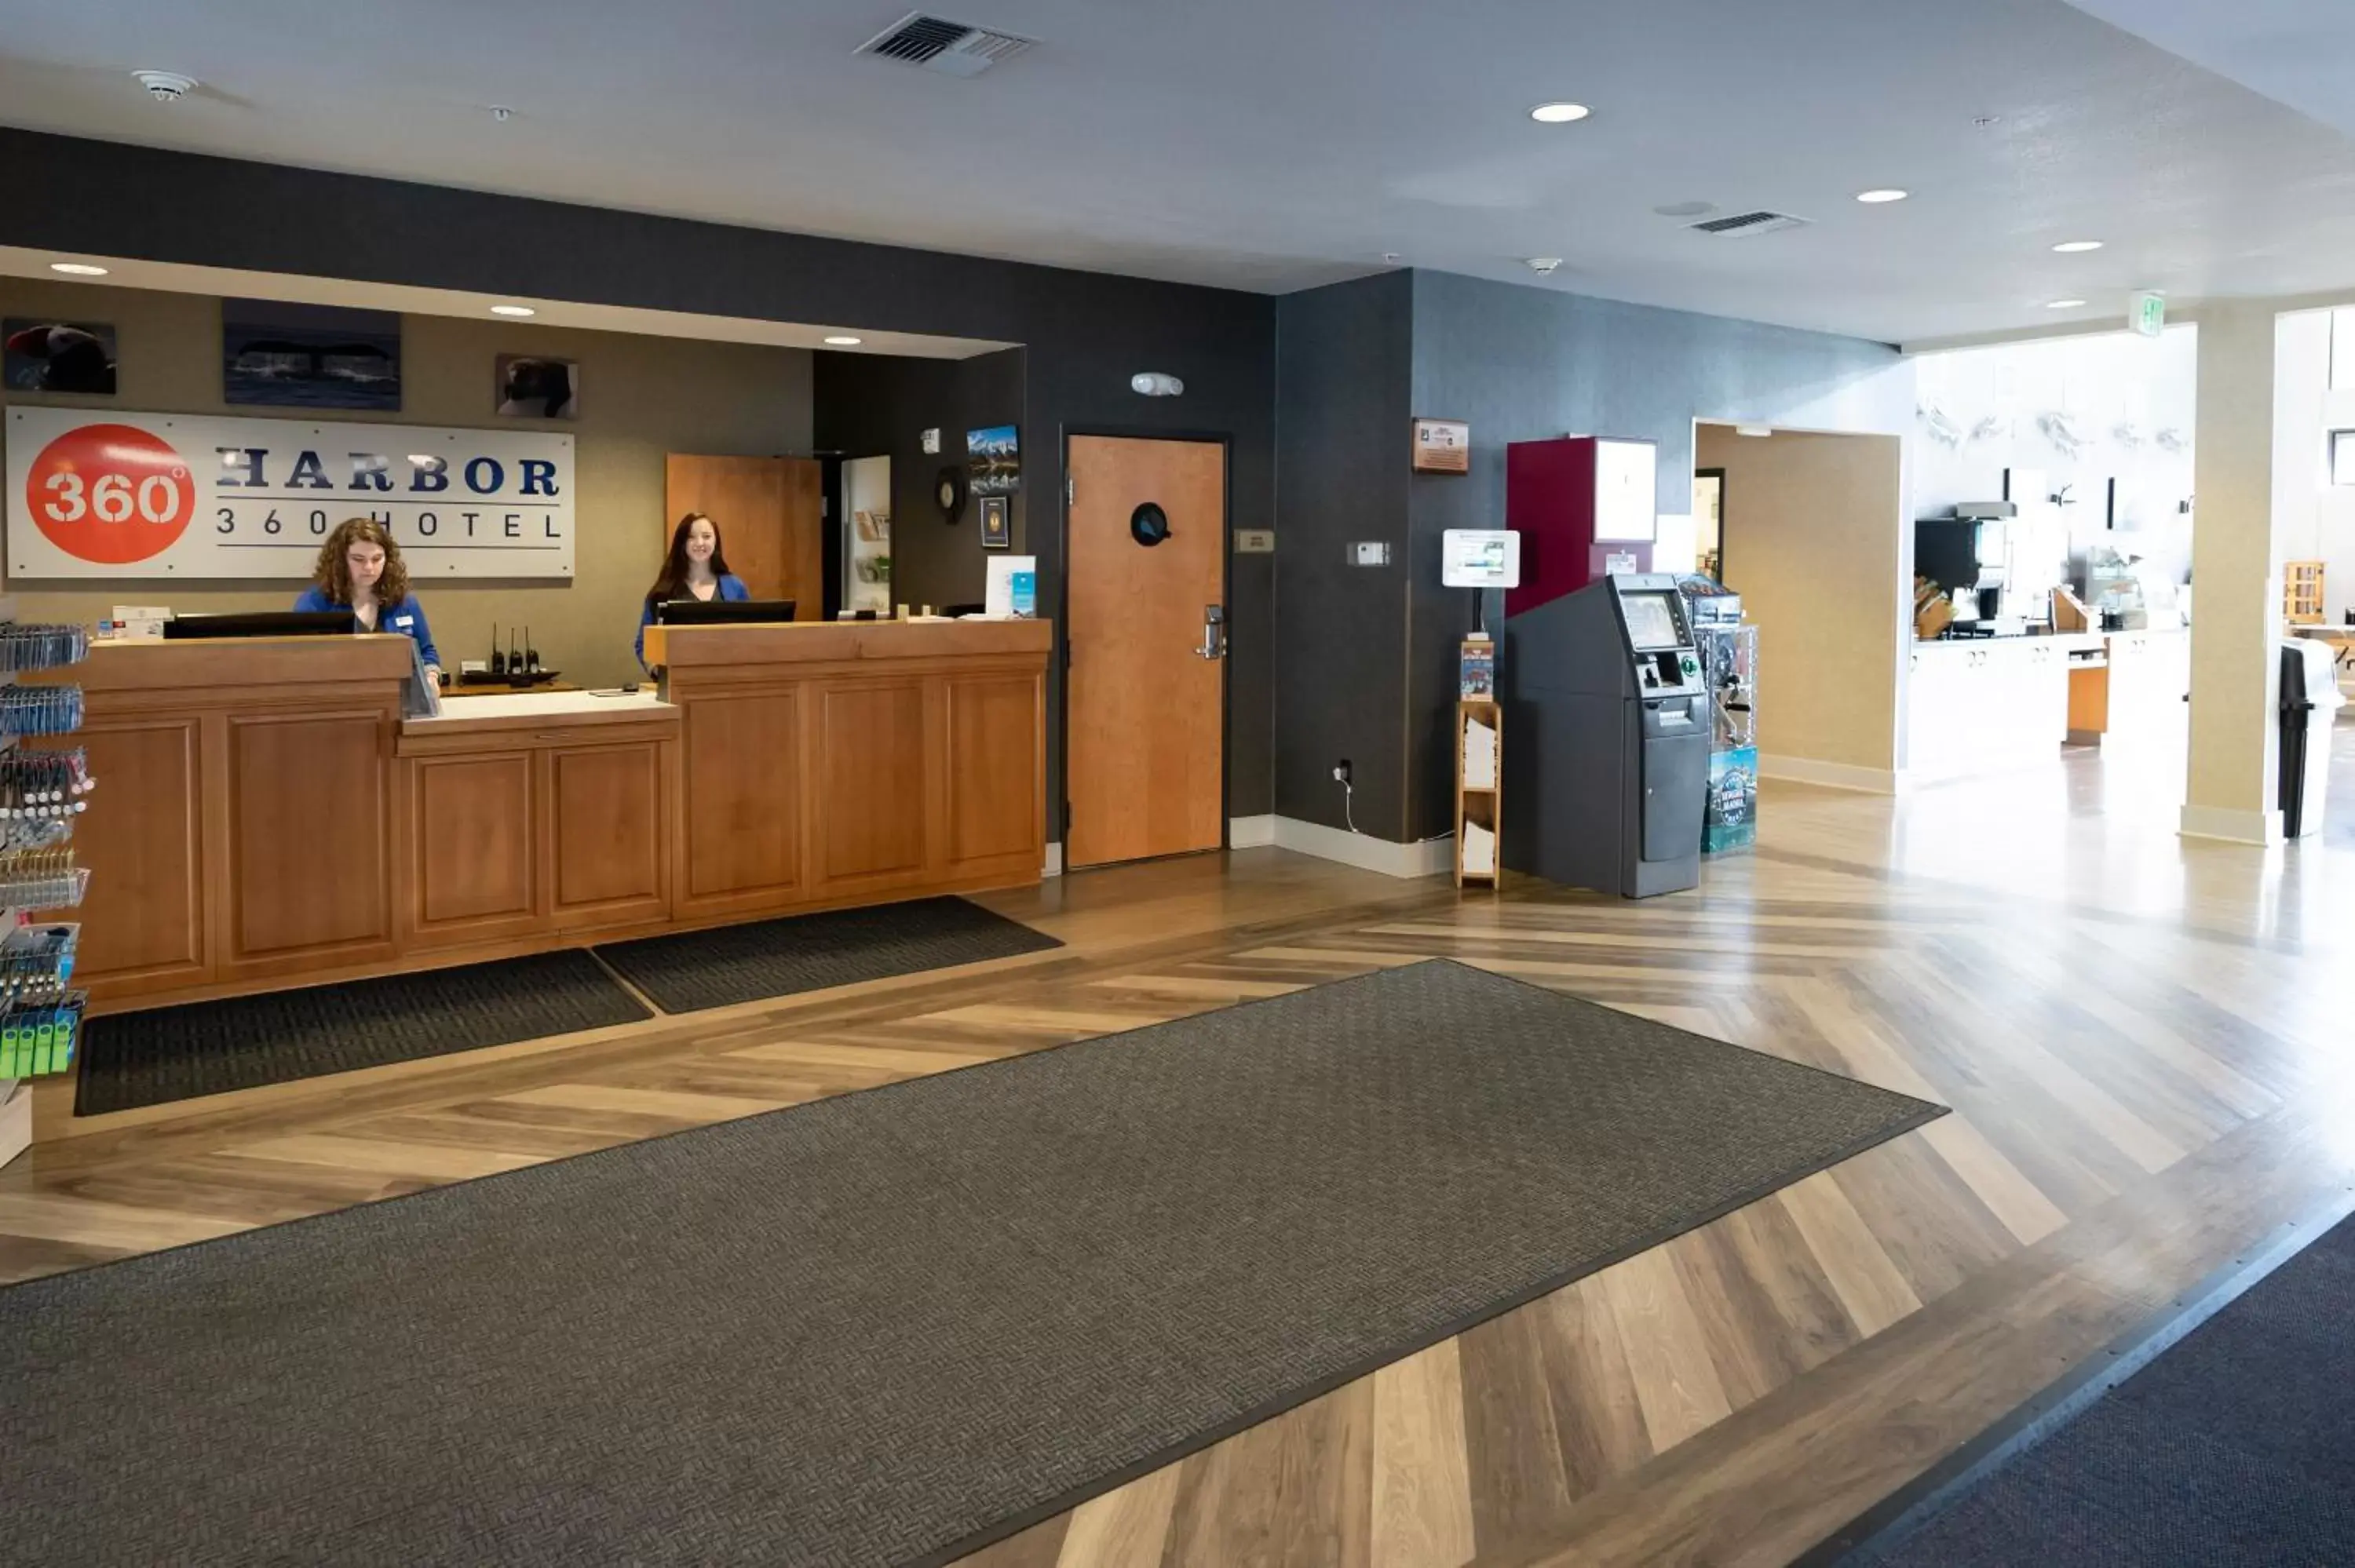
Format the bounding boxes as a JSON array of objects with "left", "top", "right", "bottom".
[
  {"left": 654, "top": 598, "right": 797, "bottom": 626},
  {"left": 1619, "top": 592, "right": 1683, "bottom": 651},
  {"left": 162, "top": 610, "right": 356, "bottom": 640},
  {"left": 1440, "top": 529, "right": 1521, "bottom": 588}
]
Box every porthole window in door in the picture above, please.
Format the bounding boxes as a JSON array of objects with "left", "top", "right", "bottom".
[{"left": 1130, "top": 501, "right": 1170, "bottom": 546}]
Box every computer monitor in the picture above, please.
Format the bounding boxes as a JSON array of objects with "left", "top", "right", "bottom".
[
  {"left": 653, "top": 598, "right": 798, "bottom": 626},
  {"left": 162, "top": 610, "right": 357, "bottom": 640}
]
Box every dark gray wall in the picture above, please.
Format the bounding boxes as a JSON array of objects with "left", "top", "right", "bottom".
[
  {"left": 1402, "top": 270, "right": 1914, "bottom": 838},
  {"left": 0, "top": 129, "right": 1275, "bottom": 823},
  {"left": 1272, "top": 272, "right": 1414, "bottom": 836},
  {"left": 814, "top": 347, "right": 1026, "bottom": 613}
]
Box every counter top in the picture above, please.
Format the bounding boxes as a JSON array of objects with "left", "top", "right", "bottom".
[
  {"left": 1912, "top": 633, "right": 2105, "bottom": 657},
  {"left": 641, "top": 616, "right": 1053, "bottom": 671},
  {"left": 400, "top": 689, "right": 676, "bottom": 737}
]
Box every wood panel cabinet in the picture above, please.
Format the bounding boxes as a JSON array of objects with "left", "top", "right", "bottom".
[
  {"left": 66, "top": 637, "right": 411, "bottom": 1003},
  {"left": 60, "top": 717, "right": 206, "bottom": 992},
  {"left": 226, "top": 711, "right": 397, "bottom": 968},
  {"left": 397, "top": 715, "right": 677, "bottom": 948},
  {"left": 409, "top": 751, "right": 539, "bottom": 945},
  {"left": 551, "top": 742, "right": 667, "bottom": 926},
  {"left": 680, "top": 690, "right": 801, "bottom": 911},
  {"left": 818, "top": 682, "right": 930, "bottom": 889},
  {"left": 656, "top": 619, "right": 1050, "bottom": 924},
  {"left": 945, "top": 673, "right": 1046, "bottom": 876},
  {"left": 67, "top": 626, "right": 1042, "bottom": 1013}
]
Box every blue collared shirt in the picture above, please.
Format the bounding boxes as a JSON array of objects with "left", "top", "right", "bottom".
[{"left": 294, "top": 585, "right": 439, "bottom": 668}]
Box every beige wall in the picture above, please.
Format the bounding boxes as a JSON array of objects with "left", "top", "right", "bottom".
[
  {"left": 2182, "top": 303, "right": 2285, "bottom": 841},
  {"left": 1, "top": 278, "right": 812, "bottom": 687},
  {"left": 1696, "top": 425, "right": 1904, "bottom": 776}
]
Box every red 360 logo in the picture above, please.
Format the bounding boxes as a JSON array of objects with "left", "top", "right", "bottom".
[{"left": 25, "top": 424, "right": 195, "bottom": 565}]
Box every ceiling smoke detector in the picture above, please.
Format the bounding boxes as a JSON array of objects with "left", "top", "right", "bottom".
[
  {"left": 1524, "top": 257, "right": 1565, "bottom": 275},
  {"left": 132, "top": 70, "right": 198, "bottom": 102},
  {"left": 856, "top": 13, "right": 1036, "bottom": 77}
]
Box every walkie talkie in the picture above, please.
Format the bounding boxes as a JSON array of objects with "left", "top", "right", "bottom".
[
  {"left": 488, "top": 625, "right": 508, "bottom": 678},
  {"left": 524, "top": 627, "right": 539, "bottom": 676}
]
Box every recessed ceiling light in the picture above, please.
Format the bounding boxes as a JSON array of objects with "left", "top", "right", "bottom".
[
  {"left": 2046, "top": 298, "right": 2087, "bottom": 309},
  {"left": 1855, "top": 188, "right": 1908, "bottom": 204},
  {"left": 2051, "top": 240, "right": 2104, "bottom": 253},
  {"left": 1735, "top": 425, "right": 1773, "bottom": 438},
  {"left": 489, "top": 304, "right": 535, "bottom": 317},
  {"left": 49, "top": 261, "right": 108, "bottom": 276},
  {"left": 823, "top": 335, "right": 862, "bottom": 346},
  {"left": 1529, "top": 102, "right": 1590, "bottom": 124}
]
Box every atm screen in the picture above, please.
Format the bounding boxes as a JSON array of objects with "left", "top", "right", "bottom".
[{"left": 1619, "top": 592, "right": 1683, "bottom": 651}]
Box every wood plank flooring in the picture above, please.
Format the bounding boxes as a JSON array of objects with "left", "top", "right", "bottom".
[{"left": 6, "top": 727, "right": 2354, "bottom": 1566}]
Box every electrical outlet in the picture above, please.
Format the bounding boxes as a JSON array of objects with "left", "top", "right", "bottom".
[{"left": 1332, "top": 759, "right": 1352, "bottom": 786}]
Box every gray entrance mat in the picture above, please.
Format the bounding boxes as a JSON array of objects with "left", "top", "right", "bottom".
[
  {"left": 593, "top": 894, "right": 1062, "bottom": 1013},
  {"left": 74, "top": 950, "right": 652, "bottom": 1117},
  {"left": 2, "top": 959, "right": 1942, "bottom": 1567}
]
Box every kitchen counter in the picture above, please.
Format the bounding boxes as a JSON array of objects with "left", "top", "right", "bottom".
[{"left": 1908, "top": 630, "right": 2185, "bottom": 778}]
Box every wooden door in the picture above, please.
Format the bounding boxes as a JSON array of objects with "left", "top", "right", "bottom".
[
  {"left": 664, "top": 454, "right": 822, "bottom": 618},
  {"left": 1066, "top": 436, "right": 1225, "bottom": 867}
]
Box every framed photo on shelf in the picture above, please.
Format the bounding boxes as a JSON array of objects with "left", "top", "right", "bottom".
[{"left": 979, "top": 494, "right": 1011, "bottom": 549}]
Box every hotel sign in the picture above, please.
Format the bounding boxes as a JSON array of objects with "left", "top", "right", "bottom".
[{"left": 5, "top": 407, "right": 574, "bottom": 580}]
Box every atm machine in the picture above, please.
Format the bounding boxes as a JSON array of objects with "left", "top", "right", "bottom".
[{"left": 1503, "top": 573, "right": 1710, "bottom": 897}]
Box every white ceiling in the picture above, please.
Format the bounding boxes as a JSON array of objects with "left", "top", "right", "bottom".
[
  {"left": 2063, "top": 0, "right": 2355, "bottom": 144},
  {"left": 5, "top": 0, "right": 2355, "bottom": 343}
]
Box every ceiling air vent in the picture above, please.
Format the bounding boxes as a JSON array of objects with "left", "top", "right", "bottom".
[
  {"left": 1686, "top": 210, "right": 1810, "bottom": 237},
  {"left": 857, "top": 13, "right": 1036, "bottom": 77}
]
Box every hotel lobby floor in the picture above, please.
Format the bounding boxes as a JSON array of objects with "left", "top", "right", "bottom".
[{"left": 5, "top": 723, "right": 2353, "bottom": 1567}]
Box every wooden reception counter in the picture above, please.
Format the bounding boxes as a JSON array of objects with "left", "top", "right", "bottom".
[{"left": 63, "top": 620, "right": 1050, "bottom": 1010}]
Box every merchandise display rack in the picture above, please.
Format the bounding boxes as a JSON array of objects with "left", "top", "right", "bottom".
[
  {"left": 0, "top": 601, "right": 93, "bottom": 1172},
  {"left": 1455, "top": 698, "right": 1502, "bottom": 888}
]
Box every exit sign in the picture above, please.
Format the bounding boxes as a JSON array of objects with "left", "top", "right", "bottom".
[{"left": 2131, "top": 291, "right": 2166, "bottom": 337}]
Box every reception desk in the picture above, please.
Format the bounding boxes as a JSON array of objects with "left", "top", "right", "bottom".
[{"left": 62, "top": 620, "right": 1050, "bottom": 1010}]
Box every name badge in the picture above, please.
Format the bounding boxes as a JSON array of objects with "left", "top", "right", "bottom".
[{"left": 393, "top": 615, "right": 414, "bottom": 629}]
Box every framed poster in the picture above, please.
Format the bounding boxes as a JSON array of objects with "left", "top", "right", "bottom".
[
  {"left": 223, "top": 300, "right": 400, "bottom": 410},
  {"left": 1412, "top": 417, "right": 1470, "bottom": 474},
  {"left": 4, "top": 319, "right": 117, "bottom": 396},
  {"left": 967, "top": 425, "right": 1020, "bottom": 496},
  {"left": 979, "top": 494, "right": 1010, "bottom": 549},
  {"left": 7, "top": 407, "right": 573, "bottom": 579},
  {"left": 496, "top": 355, "right": 579, "bottom": 419}
]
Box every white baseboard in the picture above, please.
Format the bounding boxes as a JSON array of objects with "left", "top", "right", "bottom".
[
  {"left": 1227, "top": 815, "right": 1276, "bottom": 848},
  {"left": 1758, "top": 754, "right": 1900, "bottom": 794},
  {"left": 2178, "top": 804, "right": 2284, "bottom": 847},
  {"left": 1271, "top": 815, "right": 1453, "bottom": 879},
  {"left": 1042, "top": 842, "right": 1063, "bottom": 877},
  {"left": 0, "top": 1081, "right": 30, "bottom": 1171}
]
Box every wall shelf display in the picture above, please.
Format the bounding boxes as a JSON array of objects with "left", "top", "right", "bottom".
[
  {"left": 843, "top": 454, "right": 893, "bottom": 614},
  {"left": 0, "top": 611, "right": 94, "bottom": 1170},
  {"left": 1455, "top": 690, "right": 1501, "bottom": 888},
  {"left": 2286, "top": 560, "right": 2325, "bottom": 625}
]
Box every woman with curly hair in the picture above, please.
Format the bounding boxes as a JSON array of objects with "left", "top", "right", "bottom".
[{"left": 294, "top": 517, "right": 441, "bottom": 684}]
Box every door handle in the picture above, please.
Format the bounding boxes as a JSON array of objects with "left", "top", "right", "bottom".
[{"left": 1196, "top": 604, "right": 1228, "bottom": 660}]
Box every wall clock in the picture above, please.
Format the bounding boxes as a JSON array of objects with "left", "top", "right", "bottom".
[{"left": 934, "top": 465, "right": 967, "bottom": 524}]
